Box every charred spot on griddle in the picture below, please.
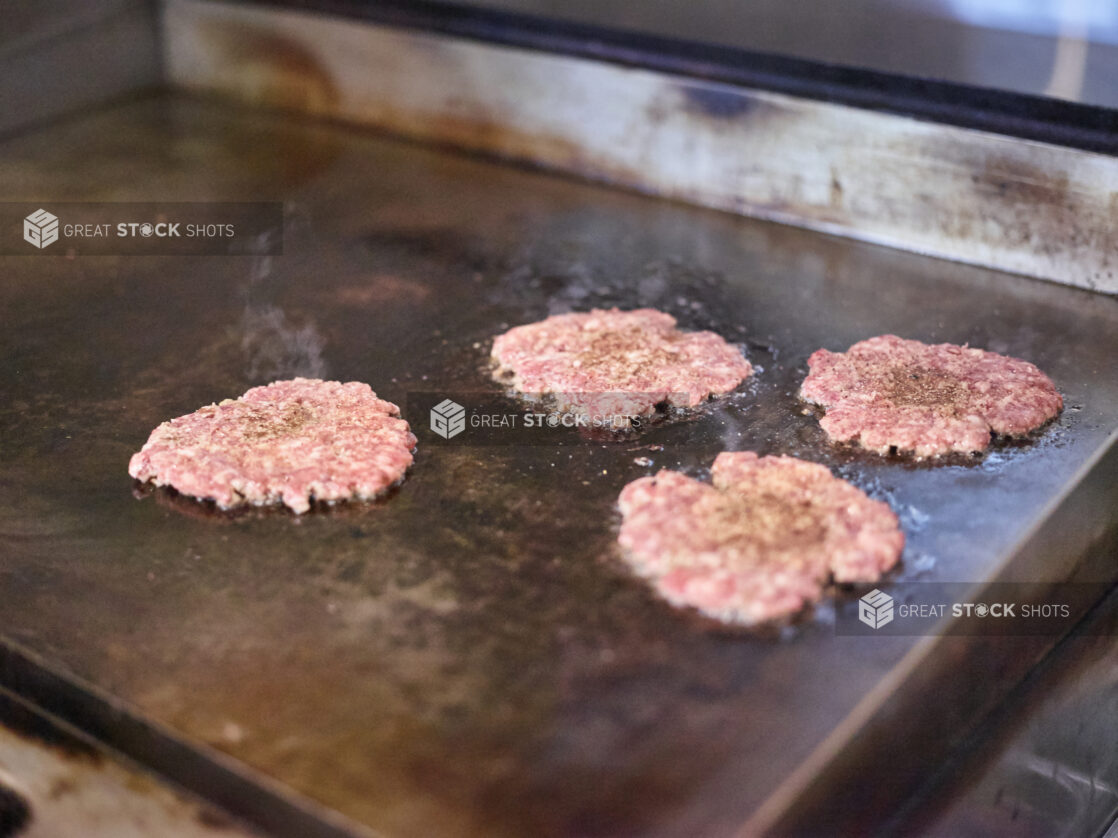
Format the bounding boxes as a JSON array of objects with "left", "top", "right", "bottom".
[
  {"left": 747, "top": 339, "right": 781, "bottom": 360},
  {"left": 0, "top": 784, "right": 30, "bottom": 837}
]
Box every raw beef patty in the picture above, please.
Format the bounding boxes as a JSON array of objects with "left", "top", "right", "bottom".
[
  {"left": 491, "top": 308, "right": 752, "bottom": 418},
  {"left": 618, "top": 452, "right": 903, "bottom": 625},
  {"left": 129, "top": 378, "right": 416, "bottom": 513},
  {"left": 801, "top": 335, "right": 1062, "bottom": 458}
]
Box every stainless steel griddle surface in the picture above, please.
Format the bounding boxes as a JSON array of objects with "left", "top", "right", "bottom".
[{"left": 1, "top": 94, "right": 1117, "bottom": 838}]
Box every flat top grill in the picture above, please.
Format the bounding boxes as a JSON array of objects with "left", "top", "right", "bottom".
[{"left": 1, "top": 93, "right": 1117, "bottom": 837}]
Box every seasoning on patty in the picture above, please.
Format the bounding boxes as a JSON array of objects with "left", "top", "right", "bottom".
[
  {"left": 129, "top": 378, "right": 416, "bottom": 513},
  {"left": 801, "top": 335, "right": 1062, "bottom": 458},
  {"left": 491, "top": 308, "right": 753, "bottom": 420},
  {"left": 618, "top": 452, "right": 903, "bottom": 626}
]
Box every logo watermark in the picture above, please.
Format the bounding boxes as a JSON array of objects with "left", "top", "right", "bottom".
[
  {"left": 858, "top": 589, "right": 894, "bottom": 629},
  {"left": 430, "top": 399, "right": 466, "bottom": 439},
  {"left": 407, "top": 391, "right": 684, "bottom": 445},
  {"left": 7, "top": 203, "right": 282, "bottom": 255},
  {"left": 836, "top": 582, "right": 1107, "bottom": 635},
  {"left": 23, "top": 209, "right": 58, "bottom": 249}
]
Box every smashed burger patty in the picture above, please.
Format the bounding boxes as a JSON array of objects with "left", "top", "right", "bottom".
[
  {"left": 618, "top": 452, "right": 903, "bottom": 625},
  {"left": 491, "top": 308, "right": 753, "bottom": 418},
  {"left": 801, "top": 335, "right": 1062, "bottom": 458},
  {"left": 129, "top": 378, "right": 416, "bottom": 513}
]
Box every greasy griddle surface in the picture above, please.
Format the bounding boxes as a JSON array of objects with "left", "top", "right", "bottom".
[{"left": 1, "top": 95, "right": 1117, "bottom": 838}]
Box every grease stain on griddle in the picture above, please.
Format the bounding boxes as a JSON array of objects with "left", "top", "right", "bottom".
[
  {"left": 203, "top": 21, "right": 339, "bottom": 115},
  {"left": 198, "top": 21, "right": 344, "bottom": 186}
]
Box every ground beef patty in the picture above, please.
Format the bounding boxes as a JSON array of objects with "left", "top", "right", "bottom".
[
  {"left": 129, "top": 378, "right": 416, "bottom": 513},
  {"left": 801, "top": 335, "right": 1062, "bottom": 458},
  {"left": 491, "top": 308, "right": 752, "bottom": 419},
  {"left": 618, "top": 452, "right": 903, "bottom": 625}
]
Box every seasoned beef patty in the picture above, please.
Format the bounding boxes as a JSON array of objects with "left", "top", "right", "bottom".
[
  {"left": 129, "top": 378, "right": 416, "bottom": 513},
  {"left": 491, "top": 308, "right": 752, "bottom": 419},
  {"left": 801, "top": 335, "right": 1062, "bottom": 458},
  {"left": 618, "top": 452, "right": 903, "bottom": 625}
]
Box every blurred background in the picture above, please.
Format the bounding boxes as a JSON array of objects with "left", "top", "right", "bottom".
[
  {"left": 444, "top": 0, "right": 1115, "bottom": 104},
  {"left": 5, "top": 0, "right": 1118, "bottom": 139}
]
